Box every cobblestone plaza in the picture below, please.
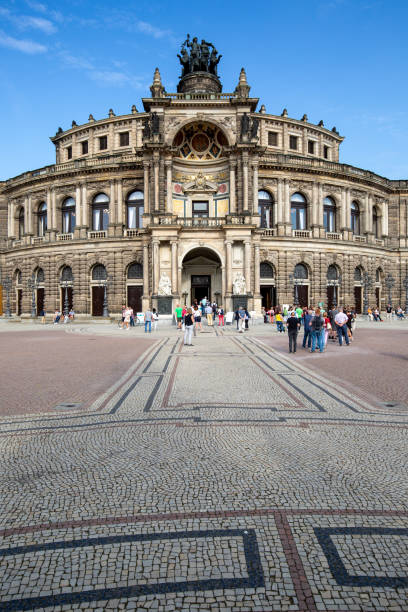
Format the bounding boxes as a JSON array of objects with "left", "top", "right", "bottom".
[{"left": 0, "top": 321, "right": 407, "bottom": 611}]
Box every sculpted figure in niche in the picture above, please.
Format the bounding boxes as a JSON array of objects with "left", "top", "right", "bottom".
[
  {"left": 158, "top": 272, "right": 172, "bottom": 296},
  {"left": 233, "top": 272, "right": 246, "bottom": 295}
]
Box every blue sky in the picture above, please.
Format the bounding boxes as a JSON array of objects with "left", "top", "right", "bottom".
[{"left": 1, "top": 0, "right": 407, "bottom": 181}]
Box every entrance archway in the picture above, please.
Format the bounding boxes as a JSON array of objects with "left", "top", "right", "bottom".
[{"left": 181, "top": 247, "right": 222, "bottom": 305}]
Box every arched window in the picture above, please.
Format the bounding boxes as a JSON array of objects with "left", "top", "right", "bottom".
[
  {"left": 126, "top": 191, "right": 144, "bottom": 229},
  {"left": 260, "top": 262, "right": 275, "bottom": 278},
  {"left": 327, "top": 264, "right": 339, "bottom": 280},
  {"left": 373, "top": 206, "right": 379, "bottom": 238},
  {"left": 62, "top": 197, "right": 76, "bottom": 233},
  {"left": 92, "top": 193, "right": 109, "bottom": 231},
  {"left": 294, "top": 263, "right": 308, "bottom": 279},
  {"left": 258, "top": 190, "right": 273, "bottom": 229},
  {"left": 128, "top": 263, "right": 143, "bottom": 279},
  {"left": 92, "top": 264, "right": 107, "bottom": 281},
  {"left": 323, "top": 196, "right": 336, "bottom": 232},
  {"left": 376, "top": 268, "right": 382, "bottom": 283},
  {"left": 38, "top": 202, "right": 47, "bottom": 237},
  {"left": 351, "top": 201, "right": 360, "bottom": 235},
  {"left": 36, "top": 268, "right": 44, "bottom": 283},
  {"left": 290, "top": 193, "right": 307, "bottom": 230},
  {"left": 15, "top": 269, "right": 22, "bottom": 284},
  {"left": 61, "top": 266, "right": 73, "bottom": 282},
  {"left": 354, "top": 267, "right": 362, "bottom": 282},
  {"left": 18, "top": 208, "right": 25, "bottom": 239}
]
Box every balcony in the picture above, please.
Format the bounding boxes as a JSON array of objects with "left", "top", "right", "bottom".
[
  {"left": 326, "top": 232, "right": 341, "bottom": 240},
  {"left": 124, "top": 229, "right": 143, "bottom": 237},
  {"left": 32, "top": 236, "right": 44, "bottom": 245},
  {"left": 12, "top": 239, "right": 22, "bottom": 248},
  {"left": 261, "top": 228, "right": 276, "bottom": 237},
  {"left": 375, "top": 238, "right": 384, "bottom": 246},
  {"left": 292, "top": 229, "right": 311, "bottom": 238},
  {"left": 353, "top": 234, "right": 367, "bottom": 243},
  {"left": 88, "top": 230, "right": 107, "bottom": 239},
  {"left": 180, "top": 217, "right": 224, "bottom": 227},
  {"left": 56, "top": 233, "right": 73, "bottom": 241}
]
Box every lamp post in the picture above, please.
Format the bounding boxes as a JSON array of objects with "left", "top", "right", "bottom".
[
  {"left": 361, "top": 272, "right": 373, "bottom": 316},
  {"left": 403, "top": 275, "right": 408, "bottom": 315},
  {"left": 26, "top": 274, "right": 38, "bottom": 317},
  {"left": 288, "top": 274, "right": 302, "bottom": 307},
  {"left": 97, "top": 275, "right": 112, "bottom": 318},
  {"left": 327, "top": 274, "right": 342, "bottom": 308},
  {"left": 384, "top": 273, "right": 395, "bottom": 307},
  {"left": 60, "top": 274, "right": 74, "bottom": 317},
  {"left": 2, "top": 275, "right": 12, "bottom": 317}
]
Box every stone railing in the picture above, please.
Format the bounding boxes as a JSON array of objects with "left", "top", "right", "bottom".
[
  {"left": 56, "top": 233, "right": 73, "bottom": 241},
  {"left": 353, "top": 234, "right": 367, "bottom": 243},
  {"left": 88, "top": 230, "right": 107, "bottom": 239},
  {"left": 166, "top": 92, "right": 234, "bottom": 101},
  {"left": 293, "top": 229, "right": 311, "bottom": 238},
  {"left": 124, "top": 229, "right": 143, "bottom": 237},
  {"left": 32, "top": 236, "right": 44, "bottom": 245},
  {"left": 326, "top": 232, "right": 341, "bottom": 240},
  {"left": 261, "top": 229, "right": 276, "bottom": 237},
  {"left": 12, "top": 239, "right": 22, "bottom": 248},
  {"left": 180, "top": 217, "right": 224, "bottom": 227},
  {"left": 375, "top": 238, "right": 384, "bottom": 246}
]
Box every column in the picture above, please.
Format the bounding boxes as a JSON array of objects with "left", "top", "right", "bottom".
[
  {"left": 165, "top": 160, "right": 172, "bottom": 214},
  {"left": 252, "top": 160, "right": 258, "bottom": 215},
  {"left": 221, "top": 265, "right": 226, "bottom": 302},
  {"left": 229, "top": 158, "right": 236, "bottom": 214},
  {"left": 364, "top": 193, "right": 371, "bottom": 234},
  {"left": 225, "top": 240, "right": 232, "bottom": 294},
  {"left": 143, "top": 244, "right": 149, "bottom": 297},
  {"left": 109, "top": 180, "right": 116, "bottom": 224},
  {"left": 276, "top": 178, "right": 283, "bottom": 224},
  {"left": 317, "top": 182, "right": 323, "bottom": 227},
  {"left": 381, "top": 201, "right": 388, "bottom": 236},
  {"left": 171, "top": 240, "right": 178, "bottom": 294},
  {"left": 81, "top": 183, "right": 88, "bottom": 227},
  {"left": 8, "top": 202, "right": 15, "bottom": 237},
  {"left": 242, "top": 153, "right": 249, "bottom": 213},
  {"left": 75, "top": 185, "right": 82, "bottom": 228},
  {"left": 23, "top": 196, "right": 28, "bottom": 234},
  {"left": 244, "top": 241, "right": 251, "bottom": 293},
  {"left": 254, "top": 244, "right": 260, "bottom": 296},
  {"left": 117, "top": 179, "right": 123, "bottom": 226},
  {"left": 154, "top": 159, "right": 159, "bottom": 212},
  {"left": 143, "top": 161, "right": 150, "bottom": 214},
  {"left": 311, "top": 182, "right": 318, "bottom": 227},
  {"left": 283, "top": 179, "right": 291, "bottom": 224},
  {"left": 152, "top": 240, "right": 160, "bottom": 294},
  {"left": 51, "top": 189, "right": 57, "bottom": 229}
]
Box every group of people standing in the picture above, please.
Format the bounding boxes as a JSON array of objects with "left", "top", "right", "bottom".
[
  {"left": 282, "top": 306, "right": 356, "bottom": 353},
  {"left": 174, "top": 298, "right": 225, "bottom": 345}
]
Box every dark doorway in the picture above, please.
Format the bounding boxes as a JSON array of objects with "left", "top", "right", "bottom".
[
  {"left": 261, "top": 285, "right": 276, "bottom": 309},
  {"left": 327, "top": 285, "right": 335, "bottom": 309},
  {"left": 36, "top": 288, "right": 45, "bottom": 315},
  {"left": 127, "top": 285, "right": 143, "bottom": 313},
  {"left": 375, "top": 287, "right": 380, "bottom": 309},
  {"left": 354, "top": 286, "right": 362, "bottom": 313},
  {"left": 296, "top": 285, "right": 309, "bottom": 308},
  {"left": 191, "top": 275, "right": 211, "bottom": 303},
  {"left": 17, "top": 289, "right": 22, "bottom": 316},
  {"left": 60, "top": 287, "right": 73, "bottom": 312},
  {"left": 92, "top": 286, "right": 104, "bottom": 316}
]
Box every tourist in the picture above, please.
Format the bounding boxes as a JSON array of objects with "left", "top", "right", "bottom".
[
  {"left": 234, "top": 308, "right": 240, "bottom": 330},
  {"left": 218, "top": 306, "right": 225, "bottom": 326},
  {"left": 212, "top": 301, "right": 217, "bottom": 322},
  {"left": 123, "top": 306, "right": 131, "bottom": 329},
  {"left": 129, "top": 307, "right": 135, "bottom": 327},
  {"left": 69, "top": 308, "right": 75, "bottom": 321},
  {"left": 367, "top": 306, "right": 373, "bottom": 321},
  {"left": 121, "top": 305, "right": 126, "bottom": 328},
  {"left": 40, "top": 308, "right": 46, "bottom": 324},
  {"left": 295, "top": 305, "right": 303, "bottom": 321},
  {"left": 335, "top": 308, "right": 350, "bottom": 346},
  {"left": 205, "top": 303, "right": 213, "bottom": 325},
  {"left": 53, "top": 310, "right": 61, "bottom": 324},
  {"left": 310, "top": 307, "right": 325, "bottom": 353},
  {"left": 396, "top": 306, "right": 405, "bottom": 319},
  {"left": 275, "top": 310, "right": 284, "bottom": 333},
  {"left": 302, "top": 308, "right": 313, "bottom": 349},
  {"left": 323, "top": 311, "right": 331, "bottom": 347},
  {"left": 193, "top": 305, "right": 202, "bottom": 332},
  {"left": 386, "top": 303, "right": 393, "bottom": 321},
  {"left": 286, "top": 311, "right": 300, "bottom": 353},
  {"left": 200, "top": 296, "right": 207, "bottom": 316},
  {"left": 183, "top": 307, "right": 194, "bottom": 345},
  {"left": 244, "top": 308, "right": 250, "bottom": 330},
  {"left": 346, "top": 309, "right": 354, "bottom": 341},
  {"left": 144, "top": 308, "right": 152, "bottom": 333},
  {"left": 238, "top": 306, "right": 246, "bottom": 333},
  {"left": 174, "top": 303, "right": 183, "bottom": 329},
  {"left": 373, "top": 307, "right": 383, "bottom": 322},
  {"left": 152, "top": 308, "right": 159, "bottom": 331}
]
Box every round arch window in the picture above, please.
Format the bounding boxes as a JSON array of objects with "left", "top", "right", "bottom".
[
  {"left": 38, "top": 202, "right": 47, "bottom": 237},
  {"left": 92, "top": 264, "right": 107, "bottom": 281},
  {"left": 294, "top": 263, "right": 308, "bottom": 279},
  {"left": 62, "top": 197, "right": 76, "bottom": 233},
  {"left": 327, "top": 264, "right": 339, "bottom": 281},
  {"left": 61, "top": 266, "right": 73, "bottom": 282},
  {"left": 258, "top": 190, "right": 273, "bottom": 228},
  {"left": 260, "top": 262, "right": 275, "bottom": 278},
  {"left": 172, "top": 122, "right": 227, "bottom": 160},
  {"left": 92, "top": 193, "right": 109, "bottom": 231},
  {"left": 323, "top": 197, "right": 336, "bottom": 233},
  {"left": 128, "top": 263, "right": 143, "bottom": 279},
  {"left": 127, "top": 191, "right": 144, "bottom": 229},
  {"left": 351, "top": 201, "right": 360, "bottom": 235},
  {"left": 36, "top": 268, "right": 45, "bottom": 283},
  {"left": 290, "top": 193, "right": 307, "bottom": 230}
]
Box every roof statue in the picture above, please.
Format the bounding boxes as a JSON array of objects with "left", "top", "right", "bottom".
[{"left": 178, "top": 34, "right": 222, "bottom": 77}]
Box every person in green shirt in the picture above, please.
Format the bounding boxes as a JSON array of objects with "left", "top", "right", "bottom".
[
  {"left": 174, "top": 303, "right": 183, "bottom": 329},
  {"left": 295, "top": 306, "right": 303, "bottom": 319}
]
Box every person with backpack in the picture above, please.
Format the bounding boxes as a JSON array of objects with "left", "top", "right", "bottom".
[
  {"left": 286, "top": 311, "right": 300, "bottom": 353},
  {"left": 310, "top": 307, "right": 325, "bottom": 353}
]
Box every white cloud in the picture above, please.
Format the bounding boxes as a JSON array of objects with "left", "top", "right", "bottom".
[
  {"left": 60, "top": 51, "right": 94, "bottom": 70},
  {"left": 135, "top": 20, "right": 172, "bottom": 39},
  {"left": 19, "top": 15, "right": 56, "bottom": 34},
  {"left": 0, "top": 30, "right": 47, "bottom": 53}
]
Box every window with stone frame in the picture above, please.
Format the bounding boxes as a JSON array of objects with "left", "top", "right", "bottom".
[
  {"left": 18, "top": 207, "right": 25, "bottom": 239},
  {"left": 289, "top": 135, "right": 298, "bottom": 150},
  {"left": 128, "top": 263, "right": 143, "bottom": 279},
  {"left": 67, "top": 146, "right": 72, "bottom": 160},
  {"left": 92, "top": 264, "right": 107, "bottom": 281},
  {"left": 373, "top": 206, "right": 380, "bottom": 238},
  {"left": 294, "top": 263, "right": 308, "bottom": 279},
  {"left": 290, "top": 193, "right": 307, "bottom": 230},
  {"left": 323, "top": 197, "right": 336, "bottom": 232},
  {"left": 119, "top": 132, "right": 130, "bottom": 147},
  {"left": 258, "top": 190, "right": 273, "bottom": 228},
  {"left": 308, "top": 140, "right": 315, "bottom": 154},
  {"left": 81, "top": 140, "right": 88, "bottom": 155},
  {"left": 126, "top": 191, "right": 144, "bottom": 229},
  {"left": 38, "top": 202, "right": 47, "bottom": 236},
  {"left": 351, "top": 201, "right": 360, "bottom": 235},
  {"left": 92, "top": 193, "right": 109, "bottom": 231},
  {"left": 323, "top": 145, "right": 329, "bottom": 159},
  {"left": 62, "top": 197, "right": 76, "bottom": 234},
  {"left": 99, "top": 135, "right": 108, "bottom": 150},
  {"left": 260, "top": 262, "right": 275, "bottom": 278},
  {"left": 268, "top": 131, "right": 278, "bottom": 146}
]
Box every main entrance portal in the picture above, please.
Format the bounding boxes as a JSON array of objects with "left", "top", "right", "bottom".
[{"left": 181, "top": 248, "right": 222, "bottom": 305}]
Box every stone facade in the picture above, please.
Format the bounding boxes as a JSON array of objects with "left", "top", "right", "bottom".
[{"left": 1, "top": 57, "right": 408, "bottom": 317}]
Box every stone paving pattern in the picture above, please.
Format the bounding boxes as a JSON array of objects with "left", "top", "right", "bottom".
[{"left": 0, "top": 319, "right": 407, "bottom": 611}]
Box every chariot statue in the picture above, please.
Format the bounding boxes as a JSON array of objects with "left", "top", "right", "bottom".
[{"left": 178, "top": 34, "right": 222, "bottom": 77}]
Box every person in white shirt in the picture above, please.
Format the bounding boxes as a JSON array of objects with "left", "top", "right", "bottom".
[{"left": 334, "top": 308, "right": 350, "bottom": 346}]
